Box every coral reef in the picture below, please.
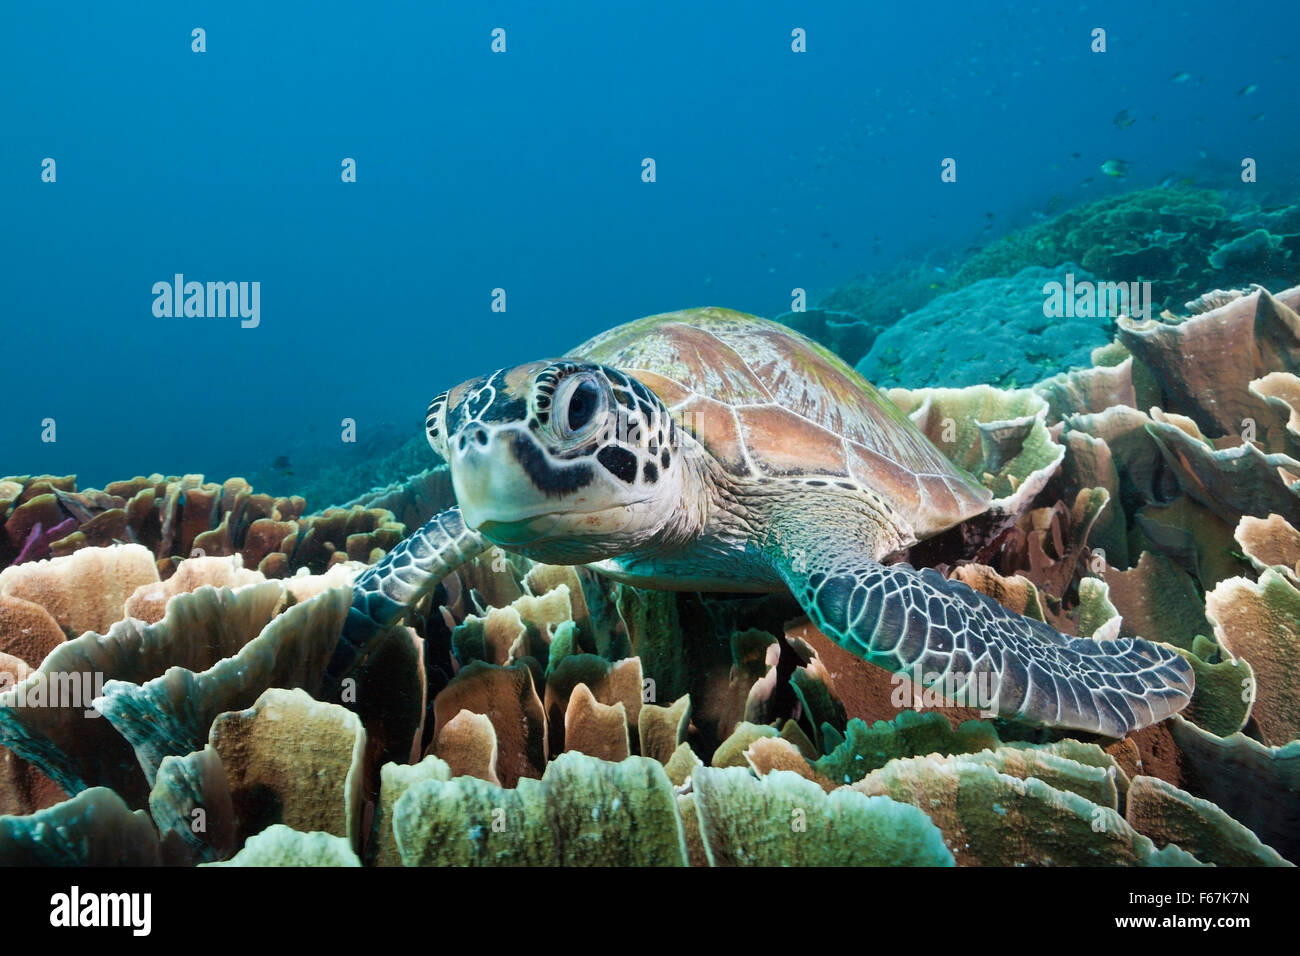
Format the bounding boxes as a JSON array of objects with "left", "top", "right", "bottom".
[
  {"left": 800, "top": 185, "right": 1300, "bottom": 389},
  {"left": 1, "top": 279, "right": 1298, "bottom": 868},
  {"left": 858, "top": 265, "right": 1112, "bottom": 389},
  {"left": 776, "top": 308, "right": 889, "bottom": 369},
  {"left": 952, "top": 186, "right": 1300, "bottom": 313},
  {"left": 0, "top": 474, "right": 409, "bottom": 582},
  {"left": 796, "top": 261, "right": 957, "bottom": 367}
]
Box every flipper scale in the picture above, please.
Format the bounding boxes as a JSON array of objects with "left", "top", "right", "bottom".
[{"left": 776, "top": 550, "right": 1193, "bottom": 736}]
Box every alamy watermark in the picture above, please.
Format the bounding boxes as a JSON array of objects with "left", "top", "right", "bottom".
[
  {"left": 1042, "top": 273, "right": 1153, "bottom": 321},
  {"left": 152, "top": 274, "right": 260, "bottom": 328},
  {"left": 890, "top": 665, "right": 999, "bottom": 716},
  {"left": 0, "top": 670, "right": 105, "bottom": 717},
  {"left": 49, "top": 886, "right": 150, "bottom": 936}
]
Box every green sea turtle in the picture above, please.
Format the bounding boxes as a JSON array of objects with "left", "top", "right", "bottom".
[{"left": 329, "top": 308, "right": 1192, "bottom": 736}]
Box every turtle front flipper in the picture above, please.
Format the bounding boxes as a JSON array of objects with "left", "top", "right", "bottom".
[
  {"left": 325, "top": 507, "right": 487, "bottom": 687},
  {"left": 767, "top": 540, "right": 1193, "bottom": 737}
]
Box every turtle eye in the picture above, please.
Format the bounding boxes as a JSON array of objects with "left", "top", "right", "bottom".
[
  {"left": 567, "top": 380, "right": 600, "bottom": 431},
  {"left": 425, "top": 391, "right": 449, "bottom": 459},
  {"left": 551, "top": 372, "right": 609, "bottom": 442}
]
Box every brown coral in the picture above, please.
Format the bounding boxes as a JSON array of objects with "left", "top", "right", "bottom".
[{"left": 0, "top": 473, "right": 407, "bottom": 584}]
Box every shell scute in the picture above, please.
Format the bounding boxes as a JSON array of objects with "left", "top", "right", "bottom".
[
  {"left": 734, "top": 404, "right": 849, "bottom": 478},
  {"left": 676, "top": 395, "right": 750, "bottom": 476},
  {"left": 573, "top": 308, "right": 993, "bottom": 532}
]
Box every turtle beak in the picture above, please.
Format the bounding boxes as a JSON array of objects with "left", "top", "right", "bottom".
[
  {"left": 449, "top": 425, "right": 558, "bottom": 538},
  {"left": 476, "top": 516, "right": 551, "bottom": 546},
  {"left": 449, "top": 425, "right": 514, "bottom": 530}
]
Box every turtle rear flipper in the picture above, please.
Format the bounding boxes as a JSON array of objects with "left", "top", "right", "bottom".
[
  {"left": 768, "top": 538, "right": 1193, "bottom": 736},
  {"left": 326, "top": 507, "right": 487, "bottom": 687}
]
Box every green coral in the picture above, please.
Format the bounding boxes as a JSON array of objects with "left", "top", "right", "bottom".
[
  {"left": 954, "top": 186, "right": 1299, "bottom": 315},
  {"left": 0, "top": 787, "right": 162, "bottom": 866},
  {"left": 1075, "top": 576, "right": 1120, "bottom": 637},
  {"left": 712, "top": 722, "right": 780, "bottom": 768},
  {"left": 886, "top": 385, "right": 1063, "bottom": 503},
  {"left": 1174, "top": 642, "right": 1254, "bottom": 738},
  {"left": 806, "top": 259, "right": 956, "bottom": 357},
  {"left": 776, "top": 308, "right": 885, "bottom": 368},
  {"left": 371, "top": 756, "right": 453, "bottom": 867},
  {"left": 1208, "top": 227, "right": 1288, "bottom": 273},
  {"left": 859, "top": 265, "right": 1111, "bottom": 388},
  {"left": 206, "top": 825, "right": 361, "bottom": 867},
  {"left": 1167, "top": 716, "right": 1300, "bottom": 863},
  {"left": 855, "top": 754, "right": 1202, "bottom": 866},
  {"left": 94, "top": 586, "right": 352, "bottom": 788},
  {"left": 813, "top": 711, "right": 1001, "bottom": 786},
  {"left": 691, "top": 767, "right": 955, "bottom": 866},
  {"left": 391, "top": 753, "right": 687, "bottom": 866},
  {"left": 1125, "top": 776, "right": 1291, "bottom": 867}
]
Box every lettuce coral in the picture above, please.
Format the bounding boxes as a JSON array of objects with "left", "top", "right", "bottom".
[
  {"left": 2, "top": 273, "right": 1299, "bottom": 869},
  {"left": 859, "top": 265, "right": 1111, "bottom": 388}
]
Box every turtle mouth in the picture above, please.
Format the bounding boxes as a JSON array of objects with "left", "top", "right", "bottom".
[
  {"left": 472, "top": 500, "right": 650, "bottom": 547},
  {"left": 472, "top": 506, "right": 590, "bottom": 546},
  {"left": 476, "top": 515, "right": 552, "bottom": 546}
]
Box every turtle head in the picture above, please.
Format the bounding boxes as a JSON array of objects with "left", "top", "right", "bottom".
[{"left": 425, "top": 360, "right": 687, "bottom": 562}]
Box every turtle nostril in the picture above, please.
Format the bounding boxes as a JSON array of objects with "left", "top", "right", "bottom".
[{"left": 455, "top": 427, "right": 490, "bottom": 455}]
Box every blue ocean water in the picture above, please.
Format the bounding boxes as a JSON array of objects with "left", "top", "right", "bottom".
[{"left": 2, "top": 0, "right": 1296, "bottom": 492}]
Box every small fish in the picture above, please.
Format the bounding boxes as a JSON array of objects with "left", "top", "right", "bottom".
[
  {"left": 1250, "top": 112, "right": 1266, "bottom": 122},
  {"left": 1197, "top": 146, "right": 1209, "bottom": 159},
  {"left": 1069, "top": 151, "right": 1081, "bottom": 159},
  {"left": 1237, "top": 84, "right": 1257, "bottom": 96},
  {"left": 1100, "top": 159, "right": 1130, "bottom": 178},
  {"left": 1113, "top": 109, "right": 1137, "bottom": 128},
  {"left": 1170, "top": 71, "right": 1191, "bottom": 83}
]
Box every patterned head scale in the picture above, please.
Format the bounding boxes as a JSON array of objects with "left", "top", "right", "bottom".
[{"left": 426, "top": 358, "right": 687, "bottom": 560}]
